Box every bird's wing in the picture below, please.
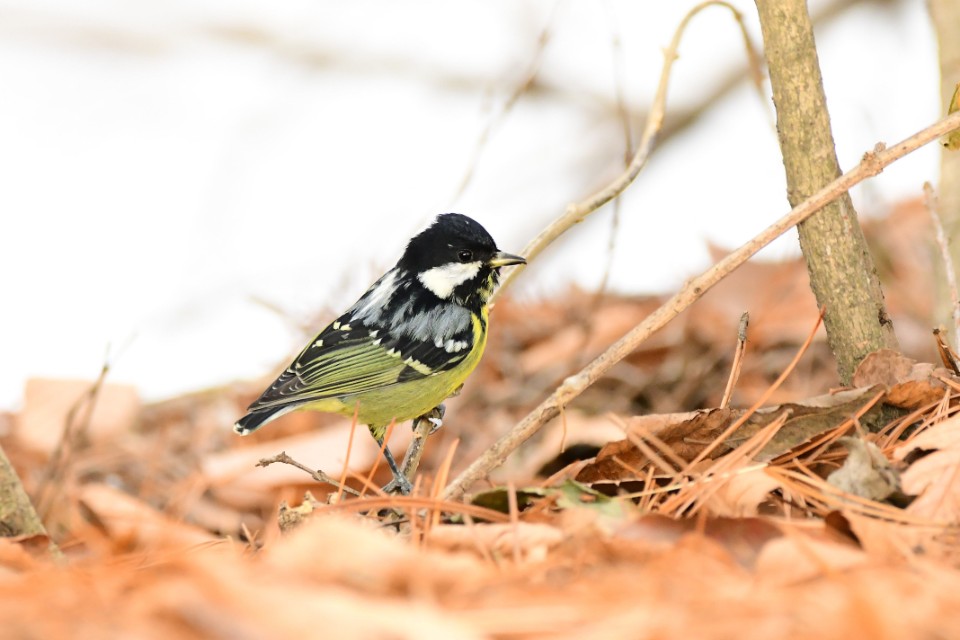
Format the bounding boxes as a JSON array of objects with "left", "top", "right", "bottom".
[{"left": 247, "top": 302, "right": 475, "bottom": 411}]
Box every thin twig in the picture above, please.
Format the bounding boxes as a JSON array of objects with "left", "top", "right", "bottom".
[
  {"left": 692, "top": 307, "right": 822, "bottom": 469},
  {"left": 37, "top": 352, "right": 113, "bottom": 519},
  {"left": 594, "top": 2, "right": 634, "bottom": 298},
  {"left": 257, "top": 451, "right": 363, "bottom": 498},
  {"left": 430, "top": 438, "right": 460, "bottom": 531},
  {"left": 923, "top": 182, "right": 960, "bottom": 348},
  {"left": 769, "top": 388, "right": 886, "bottom": 466},
  {"left": 506, "top": 481, "right": 522, "bottom": 565},
  {"left": 933, "top": 328, "right": 960, "bottom": 374},
  {"left": 720, "top": 312, "right": 750, "bottom": 408},
  {"left": 400, "top": 414, "right": 435, "bottom": 482},
  {"left": 495, "top": 0, "right": 757, "bottom": 300},
  {"left": 616, "top": 414, "right": 690, "bottom": 473},
  {"left": 443, "top": 110, "right": 960, "bottom": 501},
  {"left": 662, "top": 413, "right": 788, "bottom": 516},
  {"left": 450, "top": 7, "right": 559, "bottom": 204},
  {"left": 336, "top": 405, "right": 360, "bottom": 503},
  {"left": 616, "top": 418, "right": 683, "bottom": 478},
  {"left": 317, "top": 494, "right": 512, "bottom": 523}
]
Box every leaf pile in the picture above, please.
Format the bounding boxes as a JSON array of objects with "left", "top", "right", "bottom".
[{"left": 3, "top": 199, "right": 960, "bottom": 638}]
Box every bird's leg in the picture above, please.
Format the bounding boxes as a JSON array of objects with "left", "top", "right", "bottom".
[
  {"left": 376, "top": 436, "right": 413, "bottom": 495},
  {"left": 385, "top": 388, "right": 464, "bottom": 493}
]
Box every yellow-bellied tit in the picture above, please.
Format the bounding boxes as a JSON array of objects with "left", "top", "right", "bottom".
[{"left": 234, "top": 213, "right": 525, "bottom": 494}]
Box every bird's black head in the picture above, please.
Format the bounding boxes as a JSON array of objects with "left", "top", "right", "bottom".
[
  {"left": 401, "top": 213, "right": 497, "bottom": 272},
  {"left": 399, "top": 213, "right": 525, "bottom": 307}
]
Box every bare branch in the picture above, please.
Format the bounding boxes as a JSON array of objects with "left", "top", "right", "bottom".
[
  {"left": 257, "top": 451, "right": 363, "bottom": 498},
  {"left": 720, "top": 312, "right": 750, "bottom": 409},
  {"left": 923, "top": 182, "right": 960, "bottom": 347},
  {"left": 443, "top": 110, "right": 960, "bottom": 501},
  {"left": 495, "top": 0, "right": 759, "bottom": 298}
]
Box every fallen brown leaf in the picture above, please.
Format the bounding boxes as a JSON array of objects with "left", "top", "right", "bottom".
[
  {"left": 895, "top": 416, "right": 960, "bottom": 523},
  {"left": 853, "top": 349, "right": 951, "bottom": 409}
]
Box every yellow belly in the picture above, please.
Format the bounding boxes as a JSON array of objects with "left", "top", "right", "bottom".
[{"left": 301, "top": 312, "right": 488, "bottom": 439}]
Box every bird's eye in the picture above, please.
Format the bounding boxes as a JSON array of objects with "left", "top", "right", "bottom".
[{"left": 457, "top": 250, "right": 473, "bottom": 262}]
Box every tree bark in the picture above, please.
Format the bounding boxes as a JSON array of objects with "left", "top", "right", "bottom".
[
  {"left": 929, "top": 0, "right": 960, "bottom": 337},
  {"left": 755, "top": 0, "right": 899, "bottom": 384},
  {"left": 0, "top": 444, "right": 49, "bottom": 539}
]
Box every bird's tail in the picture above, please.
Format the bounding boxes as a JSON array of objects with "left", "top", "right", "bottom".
[{"left": 234, "top": 405, "right": 296, "bottom": 435}]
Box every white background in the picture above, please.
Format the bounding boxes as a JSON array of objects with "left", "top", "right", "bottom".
[{"left": 0, "top": 0, "right": 942, "bottom": 407}]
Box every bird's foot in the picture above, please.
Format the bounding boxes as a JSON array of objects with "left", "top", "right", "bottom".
[
  {"left": 381, "top": 475, "right": 413, "bottom": 495},
  {"left": 377, "top": 438, "right": 413, "bottom": 495},
  {"left": 415, "top": 404, "right": 446, "bottom": 435}
]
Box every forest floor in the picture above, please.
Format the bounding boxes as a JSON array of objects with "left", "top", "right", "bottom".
[{"left": 3, "top": 199, "right": 960, "bottom": 639}]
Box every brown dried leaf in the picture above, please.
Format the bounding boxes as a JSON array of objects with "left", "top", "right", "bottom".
[
  {"left": 78, "top": 483, "right": 215, "bottom": 549},
  {"left": 576, "top": 387, "right": 882, "bottom": 483},
  {"left": 614, "top": 514, "right": 782, "bottom": 569},
  {"left": 702, "top": 466, "right": 783, "bottom": 517},
  {"left": 266, "top": 515, "right": 490, "bottom": 594},
  {"left": 894, "top": 416, "right": 960, "bottom": 522},
  {"left": 839, "top": 510, "right": 933, "bottom": 560},
  {"left": 576, "top": 409, "right": 738, "bottom": 483},
  {"left": 428, "top": 522, "right": 564, "bottom": 561},
  {"left": 0, "top": 535, "right": 51, "bottom": 574},
  {"left": 18, "top": 378, "right": 141, "bottom": 454},
  {"left": 852, "top": 349, "right": 950, "bottom": 409},
  {"left": 202, "top": 425, "right": 412, "bottom": 509},
  {"left": 755, "top": 534, "right": 869, "bottom": 586}
]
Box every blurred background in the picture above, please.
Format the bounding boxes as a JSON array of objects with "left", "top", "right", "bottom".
[{"left": 1, "top": 0, "right": 939, "bottom": 407}]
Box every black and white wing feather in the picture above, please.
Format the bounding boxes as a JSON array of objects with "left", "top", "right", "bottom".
[{"left": 246, "top": 269, "right": 475, "bottom": 411}]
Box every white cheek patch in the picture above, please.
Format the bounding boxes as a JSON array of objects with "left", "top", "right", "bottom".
[{"left": 418, "top": 262, "right": 481, "bottom": 299}]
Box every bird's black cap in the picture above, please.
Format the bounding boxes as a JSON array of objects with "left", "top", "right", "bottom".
[{"left": 399, "top": 213, "right": 499, "bottom": 272}]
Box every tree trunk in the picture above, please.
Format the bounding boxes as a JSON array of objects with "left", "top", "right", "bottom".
[
  {"left": 929, "top": 0, "right": 960, "bottom": 338},
  {"left": 0, "top": 444, "right": 49, "bottom": 539},
  {"left": 755, "top": 0, "right": 899, "bottom": 384}
]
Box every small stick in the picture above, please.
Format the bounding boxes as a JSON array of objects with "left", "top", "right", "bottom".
[
  {"left": 257, "top": 451, "right": 362, "bottom": 498},
  {"left": 336, "top": 404, "right": 361, "bottom": 503},
  {"left": 430, "top": 438, "right": 460, "bottom": 531},
  {"left": 400, "top": 414, "right": 435, "bottom": 482},
  {"left": 450, "top": 7, "right": 558, "bottom": 204},
  {"left": 934, "top": 327, "right": 960, "bottom": 375},
  {"left": 495, "top": 1, "right": 758, "bottom": 299},
  {"left": 720, "top": 312, "right": 750, "bottom": 409},
  {"left": 923, "top": 182, "right": 960, "bottom": 348},
  {"left": 444, "top": 112, "right": 960, "bottom": 501},
  {"left": 506, "top": 481, "right": 522, "bottom": 565},
  {"left": 443, "top": 23, "right": 960, "bottom": 500},
  {"left": 688, "top": 306, "right": 824, "bottom": 469},
  {"left": 37, "top": 353, "right": 110, "bottom": 519}
]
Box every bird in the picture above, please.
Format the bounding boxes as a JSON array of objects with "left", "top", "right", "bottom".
[{"left": 234, "top": 213, "right": 526, "bottom": 494}]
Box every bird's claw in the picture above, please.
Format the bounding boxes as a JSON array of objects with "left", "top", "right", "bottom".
[
  {"left": 381, "top": 475, "right": 413, "bottom": 495},
  {"left": 415, "top": 404, "right": 446, "bottom": 435}
]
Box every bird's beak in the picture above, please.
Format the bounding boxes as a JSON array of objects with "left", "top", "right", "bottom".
[{"left": 488, "top": 251, "right": 527, "bottom": 268}]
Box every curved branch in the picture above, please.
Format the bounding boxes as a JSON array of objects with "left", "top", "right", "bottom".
[
  {"left": 495, "top": 1, "right": 759, "bottom": 298},
  {"left": 443, "top": 110, "right": 960, "bottom": 501}
]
